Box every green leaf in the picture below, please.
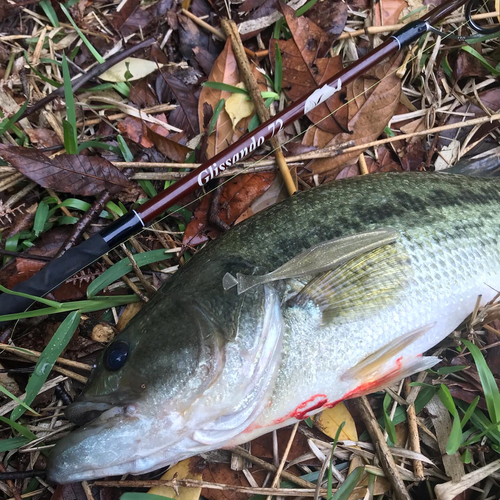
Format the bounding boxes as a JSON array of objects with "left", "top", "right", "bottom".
[
  {"left": 463, "top": 339, "right": 500, "bottom": 428},
  {"left": 11, "top": 311, "right": 81, "bottom": 421},
  {"left": 60, "top": 4, "right": 104, "bottom": 63},
  {"left": 274, "top": 43, "right": 282, "bottom": 95},
  {"left": 48, "top": 198, "right": 91, "bottom": 217},
  {"left": 261, "top": 91, "right": 280, "bottom": 100},
  {"left": 63, "top": 120, "right": 78, "bottom": 154},
  {"left": 121, "top": 494, "right": 176, "bottom": 500},
  {"left": 0, "top": 416, "right": 37, "bottom": 441},
  {"left": 435, "top": 365, "right": 468, "bottom": 375},
  {"left": 460, "top": 396, "right": 480, "bottom": 428},
  {"left": 0, "top": 283, "right": 62, "bottom": 309},
  {"left": 331, "top": 466, "right": 364, "bottom": 500},
  {"left": 438, "top": 384, "right": 462, "bottom": 455},
  {"left": 0, "top": 99, "right": 29, "bottom": 137},
  {"left": 78, "top": 140, "right": 121, "bottom": 155},
  {"left": 0, "top": 385, "right": 39, "bottom": 416},
  {"left": 461, "top": 46, "right": 500, "bottom": 76},
  {"left": 209, "top": 99, "right": 225, "bottom": 135},
  {"left": 87, "top": 249, "right": 173, "bottom": 297},
  {"left": 39, "top": 0, "right": 59, "bottom": 27},
  {"left": 202, "top": 82, "right": 249, "bottom": 94},
  {"left": 33, "top": 200, "right": 49, "bottom": 237},
  {"left": 118, "top": 135, "right": 134, "bottom": 162},
  {"left": 461, "top": 448, "right": 472, "bottom": 463},
  {"left": 0, "top": 295, "right": 139, "bottom": 322},
  {"left": 0, "top": 437, "right": 31, "bottom": 452},
  {"left": 61, "top": 54, "right": 78, "bottom": 151},
  {"left": 106, "top": 200, "right": 126, "bottom": 217},
  {"left": 382, "top": 393, "right": 397, "bottom": 445},
  {"left": 296, "top": 0, "right": 319, "bottom": 16},
  {"left": 138, "top": 180, "right": 157, "bottom": 198},
  {"left": 273, "top": 17, "right": 285, "bottom": 39}
]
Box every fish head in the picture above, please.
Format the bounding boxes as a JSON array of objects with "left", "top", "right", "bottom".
[
  {"left": 47, "top": 295, "right": 228, "bottom": 483},
  {"left": 47, "top": 279, "right": 283, "bottom": 483}
]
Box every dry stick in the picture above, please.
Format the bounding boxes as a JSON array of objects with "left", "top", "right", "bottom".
[
  {"left": 0, "top": 343, "right": 92, "bottom": 371},
  {"left": 16, "top": 37, "right": 156, "bottom": 121},
  {"left": 181, "top": 9, "right": 264, "bottom": 59},
  {"left": 0, "top": 250, "right": 51, "bottom": 262},
  {"left": 93, "top": 479, "right": 330, "bottom": 496},
  {"left": 221, "top": 19, "right": 297, "bottom": 195},
  {"left": 358, "top": 153, "right": 369, "bottom": 175},
  {"left": 0, "top": 463, "right": 23, "bottom": 500},
  {"left": 120, "top": 243, "right": 156, "bottom": 296},
  {"left": 266, "top": 422, "right": 300, "bottom": 500},
  {"left": 354, "top": 397, "right": 411, "bottom": 500},
  {"left": 232, "top": 446, "right": 318, "bottom": 489},
  {"left": 404, "top": 379, "right": 424, "bottom": 481},
  {"left": 338, "top": 11, "right": 500, "bottom": 39}
]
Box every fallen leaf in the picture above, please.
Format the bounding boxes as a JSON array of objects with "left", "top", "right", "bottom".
[
  {"left": 0, "top": 145, "right": 132, "bottom": 196},
  {"left": 269, "top": 3, "right": 346, "bottom": 134},
  {"left": 129, "top": 77, "right": 159, "bottom": 108},
  {"left": 90, "top": 323, "right": 116, "bottom": 343},
  {"left": 313, "top": 402, "right": 358, "bottom": 441},
  {"left": 374, "top": 0, "right": 407, "bottom": 25},
  {"left": 454, "top": 43, "right": 488, "bottom": 80},
  {"left": 157, "top": 72, "right": 200, "bottom": 136},
  {"left": 149, "top": 457, "right": 205, "bottom": 500},
  {"left": 183, "top": 172, "right": 275, "bottom": 246},
  {"left": 198, "top": 38, "right": 266, "bottom": 158},
  {"left": 225, "top": 83, "right": 255, "bottom": 130},
  {"left": 364, "top": 146, "right": 403, "bottom": 173},
  {"left": 118, "top": 116, "right": 154, "bottom": 147},
  {"left": 434, "top": 139, "right": 461, "bottom": 171},
  {"left": 100, "top": 57, "right": 161, "bottom": 82},
  {"left": 305, "top": 0, "right": 348, "bottom": 41},
  {"left": 26, "top": 129, "right": 61, "bottom": 148},
  {"left": 147, "top": 127, "right": 192, "bottom": 163},
  {"left": 302, "top": 54, "right": 403, "bottom": 175},
  {"left": 110, "top": 0, "right": 141, "bottom": 29}
]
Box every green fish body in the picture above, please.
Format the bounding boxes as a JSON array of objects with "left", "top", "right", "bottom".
[{"left": 47, "top": 172, "right": 500, "bottom": 482}]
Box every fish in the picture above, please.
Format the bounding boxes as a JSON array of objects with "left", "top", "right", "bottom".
[{"left": 47, "top": 171, "right": 500, "bottom": 483}]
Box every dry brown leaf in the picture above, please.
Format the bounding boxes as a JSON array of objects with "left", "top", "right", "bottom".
[
  {"left": 313, "top": 402, "right": 358, "bottom": 441},
  {"left": 269, "top": 3, "right": 346, "bottom": 134},
  {"left": 303, "top": 54, "right": 403, "bottom": 175},
  {"left": 374, "top": 0, "right": 408, "bottom": 25},
  {"left": 149, "top": 457, "right": 204, "bottom": 500}
]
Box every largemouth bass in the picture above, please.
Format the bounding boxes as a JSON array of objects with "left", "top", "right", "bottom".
[{"left": 47, "top": 172, "right": 500, "bottom": 483}]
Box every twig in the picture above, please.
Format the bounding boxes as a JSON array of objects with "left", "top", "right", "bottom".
[
  {"left": 221, "top": 19, "right": 297, "bottom": 196},
  {"left": 0, "top": 470, "right": 45, "bottom": 481},
  {"left": 55, "top": 191, "right": 112, "bottom": 258},
  {"left": 17, "top": 38, "right": 156, "bottom": 121},
  {"left": 434, "top": 459, "right": 500, "bottom": 500},
  {"left": 358, "top": 153, "right": 369, "bottom": 175},
  {"left": 354, "top": 396, "right": 411, "bottom": 500},
  {"left": 120, "top": 243, "right": 156, "bottom": 296},
  {"left": 404, "top": 379, "right": 424, "bottom": 480},
  {"left": 0, "top": 343, "right": 92, "bottom": 371},
  {"left": 0, "top": 250, "right": 51, "bottom": 262},
  {"left": 232, "top": 446, "right": 317, "bottom": 489},
  {"left": 266, "top": 422, "right": 300, "bottom": 500},
  {"left": 93, "top": 479, "right": 331, "bottom": 496},
  {"left": 0, "top": 463, "right": 23, "bottom": 500}
]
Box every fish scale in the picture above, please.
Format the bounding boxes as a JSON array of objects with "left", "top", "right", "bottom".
[{"left": 47, "top": 172, "right": 500, "bottom": 483}]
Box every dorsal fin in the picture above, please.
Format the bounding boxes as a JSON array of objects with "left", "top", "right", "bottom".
[{"left": 223, "top": 228, "right": 399, "bottom": 295}]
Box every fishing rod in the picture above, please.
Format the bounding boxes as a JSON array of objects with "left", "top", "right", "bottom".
[{"left": 0, "top": 0, "right": 497, "bottom": 321}]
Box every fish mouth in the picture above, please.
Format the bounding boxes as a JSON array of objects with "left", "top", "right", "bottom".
[{"left": 64, "top": 401, "right": 115, "bottom": 426}]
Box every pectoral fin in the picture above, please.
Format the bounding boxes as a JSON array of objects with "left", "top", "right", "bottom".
[
  {"left": 289, "top": 243, "right": 412, "bottom": 323},
  {"left": 340, "top": 323, "right": 439, "bottom": 398},
  {"left": 223, "top": 228, "right": 399, "bottom": 295}
]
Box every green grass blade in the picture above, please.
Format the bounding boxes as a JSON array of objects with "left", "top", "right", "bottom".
[
  {"left": 460, "top": 396, "right": 480, "bottom": 428},
  {"left": 0, "top": 385, "right": 39, "bottom": 416},
  {"left": 463, "top": 339, "right": 500, "bottom": 428},
  {"left": 87, "top": 249, "right": 174, "bottom": 297},
  {"left": 438, "top": 384, "right": 462, "bottom": 454},
  {"left": 274, "top": 43, "right": 282, "bottom": 95},
  {"left": 59, "top": 4, "right": 104, "bottom": 64},
  {"left": 461, "top": 46, "right": 500, "bottom": 76},
  {"left": 0, "top": 99, "right": 29, "bottom": 137},
  {"left": 456, "top": 399, "right": 500, "bottom": 445},
  {"left": 209, "top": 99, "right": 225, "bottom": 135},
  {"left": 39, "top": 0, "right": 59, "bottom": 27},
  {"left": 296, "top": 0, "right": 319, "bottom": 16},
  {"left": 0, "top": 437, "right": 31, "bottom": 452},
  {"left": 33, "top": 200, "right": 49, "bottom": 237},
  {"left": 0, "top": 295, "right": 139, "bottom": 322},
  {"left": 0, "top": 283, "right": 62, "bottom": 309},
  {"left": 0, "top": 416, "right": 37, "bottom": 441},
  {"left": 11, "top": 311, "right": 81, "bottom": 421},
  {"left": 117, "top": 135, "right": 134, "bottom": 161},
  {"left": 202, "top": 82, "right": 248, "bottom": 94},
  {"left": 331, "top": 466, "right": 364, "bottom": 500}
]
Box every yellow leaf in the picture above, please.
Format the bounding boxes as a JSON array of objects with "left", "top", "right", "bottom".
[
  {"left": 313, "top": 403, "right": 358, "bottom": 441},
  {"left": 224, "top": 83, "right": 255, "bottom": 130},
  {"left": 148, "top": 457, "right": 204, "bottom": 500},
  {"left": 100, "top": 58, "right": 163, "bottom": 82}
]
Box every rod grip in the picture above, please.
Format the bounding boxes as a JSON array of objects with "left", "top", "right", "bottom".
[{"left": 0, "top": 234, "right": 111, "bottom": 325}]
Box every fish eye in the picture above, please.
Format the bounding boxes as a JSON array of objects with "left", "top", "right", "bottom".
[{"left": 104, "top": 341, "right": 129, "bottom": 371}]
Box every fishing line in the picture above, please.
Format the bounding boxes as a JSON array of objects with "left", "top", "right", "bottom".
[{"left": 143, "top": 0, "right": 494, "bottom": 237}]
